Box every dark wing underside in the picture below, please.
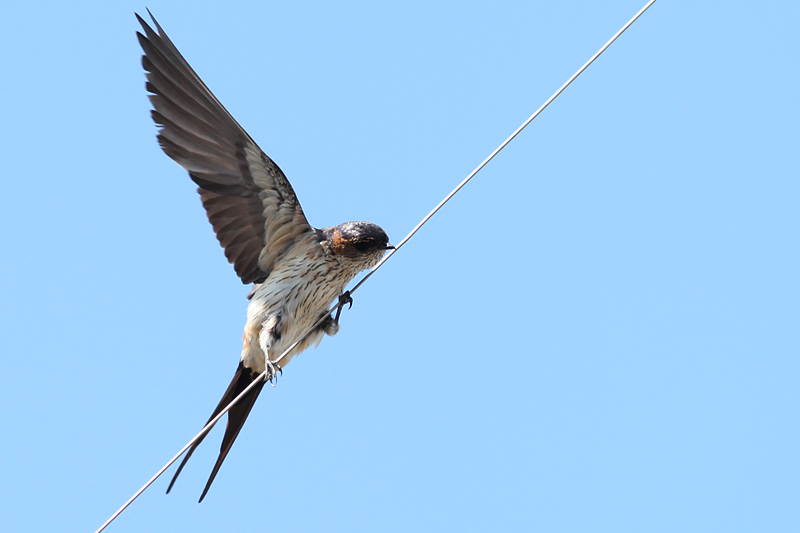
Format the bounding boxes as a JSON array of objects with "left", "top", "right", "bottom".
[{"left": 137, "top": 12, "right": 318, "bottom": 284}]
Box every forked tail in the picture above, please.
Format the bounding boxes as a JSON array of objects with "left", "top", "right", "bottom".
[{"left": 166, "top": 361, "right": 265, "bottom": 502}]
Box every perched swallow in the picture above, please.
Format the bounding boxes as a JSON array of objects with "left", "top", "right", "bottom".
[{"left": 136, "top": 12, "right": 393, "bottom": 502}]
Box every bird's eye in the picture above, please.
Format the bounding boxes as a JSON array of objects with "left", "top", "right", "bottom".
[{"left": 353, "top": 241, "right": 372, "bottom": 252}]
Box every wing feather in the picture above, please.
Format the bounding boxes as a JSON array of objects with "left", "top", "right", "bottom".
[{"left": 137, "top": 12, "right": 318, "bottom": 284}]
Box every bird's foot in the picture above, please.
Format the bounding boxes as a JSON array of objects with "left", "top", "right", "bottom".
[
  {"left": 333, "top": 291, "right": 353, "bottom": 325},
  {"left": 264, "top": 359, "right": 283, "bottom": 387},
  {"left": 321, "top": 315, "right": 340, "bottom": 337}
]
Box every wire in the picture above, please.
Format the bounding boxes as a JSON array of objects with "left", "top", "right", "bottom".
[
  {"left": 94, "top": 2, "right": 658, "bottom": 531},
  {"left": 355, "top": 0, "right": 659, "bottom": 291}
]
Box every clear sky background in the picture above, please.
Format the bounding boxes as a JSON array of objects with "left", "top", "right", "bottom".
[{"left": 1, "top": 1, "right": 798, "bottom": 532}]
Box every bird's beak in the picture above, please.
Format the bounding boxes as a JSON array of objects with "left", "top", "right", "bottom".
[{"left": 385, "top": 244, "right": 396, "bottom": 250}]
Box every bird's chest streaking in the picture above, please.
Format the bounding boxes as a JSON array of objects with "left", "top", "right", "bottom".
[{"left": 241, "top": 250, "right": 355, "bottom": 374}]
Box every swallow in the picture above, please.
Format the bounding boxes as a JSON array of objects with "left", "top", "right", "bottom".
[{"left": 136, "top": 12, "right": 393, "bottom": 502}]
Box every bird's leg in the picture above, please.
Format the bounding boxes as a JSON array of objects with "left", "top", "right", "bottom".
[
  {"left": 333, "top": 291, "right": 353, "bottom": 325},
  {"left": 321, "top": 291, "right": 354, "bottom": 337},
  {"left": 264, "top": 358, "right": 282, "bottom": 387}
]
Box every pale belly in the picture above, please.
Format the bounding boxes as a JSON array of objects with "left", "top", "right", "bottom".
[{"left": 239, "top": 256, "right": 350, "bottom": 374}]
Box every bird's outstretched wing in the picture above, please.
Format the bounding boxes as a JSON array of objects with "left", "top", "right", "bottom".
[{"left": 136, "top": 11, "right": 318, "bottom": 284}]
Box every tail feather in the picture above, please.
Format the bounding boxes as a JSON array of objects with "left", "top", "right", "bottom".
[{"left": 166, "top": 361, "right": 265, "bottom": 501}]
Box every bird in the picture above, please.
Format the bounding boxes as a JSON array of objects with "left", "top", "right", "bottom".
[{"left": 135, "top": 11, "right": 394, "bottom": 502}]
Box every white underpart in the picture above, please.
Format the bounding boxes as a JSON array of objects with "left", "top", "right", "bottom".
[{"left": 239, "top": 249, "right": 358, "bottom": 375}]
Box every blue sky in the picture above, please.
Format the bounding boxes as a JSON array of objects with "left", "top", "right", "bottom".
[{"left": 1, "top": 1, "right": 798, "bottom": 531}]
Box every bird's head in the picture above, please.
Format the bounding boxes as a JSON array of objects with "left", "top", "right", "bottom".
[{"left": 319, "top": 221, "right": 394, "bottom": 272}]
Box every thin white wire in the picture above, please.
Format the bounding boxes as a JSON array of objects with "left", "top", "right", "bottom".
[{"left": 94, "top": 2, "right": 658, "bottom": 531}]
